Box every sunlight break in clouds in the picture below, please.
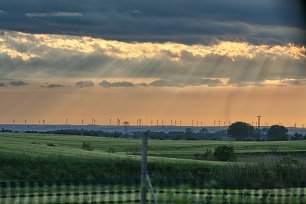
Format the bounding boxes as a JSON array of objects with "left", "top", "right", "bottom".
[{"left": 0, "top": 30, "right": 305, "bottom": 86}]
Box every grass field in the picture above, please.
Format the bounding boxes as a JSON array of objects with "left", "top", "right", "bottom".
[
  {"left": 0, "top": 132, "right": 305, "bottom": 185},
  {"left": 0, "top": 132, "right": 305, "bottom": 203}
]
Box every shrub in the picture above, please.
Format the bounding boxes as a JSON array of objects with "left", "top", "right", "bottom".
[
  {"left": 213, "top": 145, "right": 236, "bottom": 161},
  {"left": 278, "top": 155, "right": 299, "bottom": 166},
  {"left": 194, "top": 149, "right": 213, "bottom": 160},
  {"left": 82, "top": 142, "right": 94, "bottom": 151},
  {"left": 47, "top": 143, "right": 56, "bottom": 147}
]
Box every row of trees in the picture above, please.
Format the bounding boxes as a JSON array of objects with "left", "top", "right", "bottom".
[{"left": 227, "top": 122, "right": 303, "bottom": 141}]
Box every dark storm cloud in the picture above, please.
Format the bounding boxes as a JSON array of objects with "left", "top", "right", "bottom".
[
  {"left": 99, "top": 80, "right": 135, "bottom": 88},
  {"left": 149, "top": 78, "right": 223, "bottom": 87},
  {"left": 9, "top": 80, "right": 28, "bottom": 86},
  {"left": 98, "top": 78, "right": 223, "bottom": 88},
  {"left": 41, "top": 83, "right": 65, "bottom": 88},
  {"left": 0, "top": 0, "right": 304, "bottom": 44},
  {"left": 75, "top": 80, "right": 94, "bottom": 88}
]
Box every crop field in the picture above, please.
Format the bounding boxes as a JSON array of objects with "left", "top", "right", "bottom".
[{"left": 0, "top": 132, "right": 306, "bottom": 203}]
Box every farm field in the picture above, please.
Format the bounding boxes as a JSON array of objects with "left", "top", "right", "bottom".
[
  {"left": 0, "top": 131, "right": 306, "bottom": 203},
  {"left": 0, "top": 132, "right": 306, "bottom": 181}
]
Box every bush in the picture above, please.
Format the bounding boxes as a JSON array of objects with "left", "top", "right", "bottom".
[
  {"left": 47, "top": 143, "right": 56, "bottom": 147},
  {"left": 213, "top": 145, "right": 236, "bottom": 161},
  {"left": 194, "top": 149, "right": 213, "bottom": 160},
  {"left": 278, "top": 155, "right": 299, "bottom": 166},
  {"left": 82, "top": 142, "right": 94, "bottom": 151}
]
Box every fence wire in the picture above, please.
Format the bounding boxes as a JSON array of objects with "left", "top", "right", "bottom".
[{"left": 0, "top": 178, "right": 305, "bottom": 204}]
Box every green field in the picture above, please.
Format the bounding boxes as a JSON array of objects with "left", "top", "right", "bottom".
[
  {"left": 0, "top": 132, "right": 305, "bottom": 203},
  {"left": 0, "top": 132, "right": 305, "bottom": 184}
]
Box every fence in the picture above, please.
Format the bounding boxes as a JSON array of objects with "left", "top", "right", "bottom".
[{"left": 1, "top": 178, "right": 305, "bottom": 204}]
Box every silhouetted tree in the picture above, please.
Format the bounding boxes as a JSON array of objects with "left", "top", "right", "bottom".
[
  {"left": 227, "top": 122, "right": 254, "bottom": 141},
  {"left": 267, "top": 125, "right": 288, "bottom": 141}
]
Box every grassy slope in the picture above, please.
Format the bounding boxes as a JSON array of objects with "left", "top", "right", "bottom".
[
  {"left": 1, "top": 132, "right": 305, "bottom": 154},
  {"left": 0, "top": 132, "right": 305, "bottom": 185}
]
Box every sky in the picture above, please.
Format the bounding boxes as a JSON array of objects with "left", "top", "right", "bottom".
[{"left": 0, "top": 0, "right": 305, "bottom": 126}]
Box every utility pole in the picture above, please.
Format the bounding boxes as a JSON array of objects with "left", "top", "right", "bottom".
[
  {"left": 82, "top": 119, "right": 84, "bottom": 126},
  {"left": 180, "top": 120, "right": 182, "bottom": 126},
  {"left": 257, "top": 116, "right": 261, "bottom": 128},
  {"left": 140, "top": 132, "right": 148, "bottom": 204}
]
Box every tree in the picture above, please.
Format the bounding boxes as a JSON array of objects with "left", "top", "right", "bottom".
[
  {"left": 291, "top": 132, "right": 304, "bottom": 140},
  {"left": 267, "top": 125, "right": 288, "bottom": 141},
  {"left": 227, "top": 122, "right": 254, "bottom": 141},
  {"left": 213, "top": 145, "right": 236, "bottom": 161},
  {"left": 199, "top": 128, "right": 208, "bottom": 135}
]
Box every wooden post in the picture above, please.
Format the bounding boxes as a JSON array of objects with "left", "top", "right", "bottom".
[{"left": 141, "top": 132, "right": 148, "bottom": 204}]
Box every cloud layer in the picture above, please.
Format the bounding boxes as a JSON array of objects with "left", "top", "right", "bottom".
[
  {"left": 0, "top": 30, "right": 305, "bottom": 87},
  {"left": 75, "top": 80, "right": 94, "bottom": 88},
  {"left": 9, "top": 80, "right": 28, "bottom": 86},
  {"left": 0, "top": 0, "right": 305, "bottom": 45}
]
